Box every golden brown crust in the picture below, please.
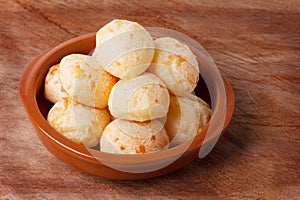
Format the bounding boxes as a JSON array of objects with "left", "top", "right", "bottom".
[
  {"left": 59, "top": 54, "right": 118, "bottom": 109},
  {"left": 165, "top": 94, "right": 211, "bottom": 147},
  {"left": 47, "top": 97, "right": 110, "bottom": 147},
  {"left": 100, "top": 119, "right": 169, "bottom": 154},
  {"left": 149, "top": 37, "right": 199, "bottom": 96},
  {"left": 108, "top": 73, "right": 170, "bottom": 122},
  {"left": 44, "top": 64, "right": 68, "bottom": 103}
]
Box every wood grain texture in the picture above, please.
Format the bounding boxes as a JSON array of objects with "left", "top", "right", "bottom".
[{"left": 1, "top": 0, "right": 299, "bottom": 199}]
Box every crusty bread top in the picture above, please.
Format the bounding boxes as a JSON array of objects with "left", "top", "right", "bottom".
[
  {"left": 108, "top": 72, "right": 170, "bottom": 121},
  {"left": 59, "top": 54, "right": 117, "bottom": 109},
  {"left": 47, "top": 98, "right": 110, "bottom": 147},
  {"left": 95, "top": 19, "right": 145, "bottom": 46},
  {"left": 92, "top": 19, "right": 154, "bottom": 79},
  {"left": 149, "top": 37, "right": 199, "bottom": 96},
  {"left": 44, "top": 64, "right": 68, "bottom": 103},
  {"left": 165, "top": 94, "right": 211, "bottom": 147},
  {"left": 100, "top": 119, "right": 169, "bottom": 154},
  {"left": 154, "top": 37, "right": 198, "bottom": 70}
]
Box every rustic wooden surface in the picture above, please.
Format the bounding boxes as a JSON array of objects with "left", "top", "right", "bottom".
[{"left": 1, "top": 0, "right": 299, "bottom": 199}]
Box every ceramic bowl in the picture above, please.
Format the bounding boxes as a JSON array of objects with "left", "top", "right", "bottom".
[{"left": 19, "top": 30, "right": 234, "bottom": 180}]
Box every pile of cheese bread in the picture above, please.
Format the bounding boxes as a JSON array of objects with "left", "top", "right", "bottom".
[{"left": 45, "top": 19, "right": 211, "bottom": 154}]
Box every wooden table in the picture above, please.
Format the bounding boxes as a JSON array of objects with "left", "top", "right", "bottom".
[{"left": 1, "top": 0, "right": 299, "bottom": 199}]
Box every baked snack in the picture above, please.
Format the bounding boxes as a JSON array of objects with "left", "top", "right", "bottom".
[
  {"left": 148, "top": 37, "right": 199, "bottom": 96},
  {"left": 47, "top": 98, "right": 110, "bottom": 147},
  {"left": 165, "top": 94, "right": 211, "bottom": 147},
  {"left": 108, "top": 72, "right": 170, "bottom": 122},
  {"left": 59, "top": 54, "right": 117, "bottom": 109},
  {"left": 44, "top": 64, "right": 68, "bottom": 103},
  {"left": 100, "top": 119, "right": 169, "bottom": 154},
  {"left": 92, "top": 19, "right": 154, "bottom": 79},
  {"left": 44, "top": 19, "right": 212, "bottom": 154}
]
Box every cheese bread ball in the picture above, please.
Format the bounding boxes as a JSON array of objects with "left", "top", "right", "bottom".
[
  {"left": 59, "top": 54, "right": 118, "bottom": 109},
  {"left": 47, "top": 98, "right": 110, "bottom": 147},
  {"left": 148, "top": 37, "right": 199, "bottom": 96},
  {"left": 165, "top": 94, "right": 211, "bottom": 147},
  {"left": 108, "top": 72, "right": 170, "bottom": 122},
  {"left": 100, "top": 119, "right": 169, "bottom": 154},
  {"left": 92, "top": 19, "right": 154, "bottom": 79},
  {"left": 44, "top": 64, "right": 68, "bottom": 103}
]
